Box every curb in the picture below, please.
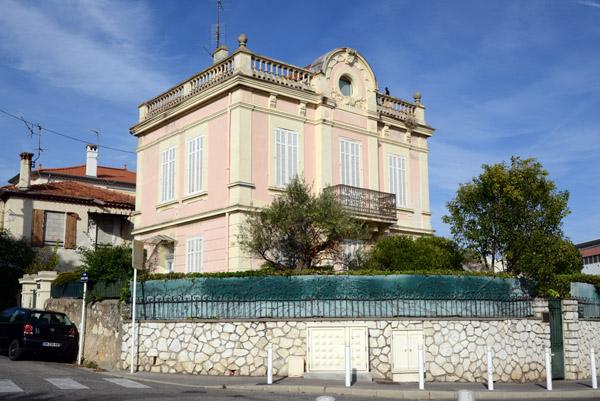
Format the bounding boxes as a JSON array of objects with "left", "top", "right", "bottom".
[{"left": 101, "top": 370, "right": 600, "bottom": 400}]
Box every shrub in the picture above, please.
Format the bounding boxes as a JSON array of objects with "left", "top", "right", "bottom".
[{"left": 366, "top": 235, "right": 465, "bottom": 272}]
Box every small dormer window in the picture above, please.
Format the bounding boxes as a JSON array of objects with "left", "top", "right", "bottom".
[{"left": 339, "top": 76, "right": 353, "bottom": 97}]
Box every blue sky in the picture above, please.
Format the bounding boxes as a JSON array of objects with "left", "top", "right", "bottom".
[{"left": 0, "top": 0, "right": 598, "bottom": 243}]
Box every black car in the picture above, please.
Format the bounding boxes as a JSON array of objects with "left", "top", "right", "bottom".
[{"left": 0, "top": 308, "right": 78, "bottom": 361}]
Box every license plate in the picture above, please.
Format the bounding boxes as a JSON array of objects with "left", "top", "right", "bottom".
[{"left": 42, "top": 342, "right": 61, "bottom": 347}]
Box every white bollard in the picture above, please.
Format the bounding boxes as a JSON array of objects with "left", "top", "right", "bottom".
[
  {"left": 591, "top": 347, "right": 597, "bottom": 389},
  {"left": 487, "top": 346, "right": 494, "bottom": 391},
  {"left": 267, "top": 343, "right": 273, "bottom": 385},
  {"left": 418, "top": 344, "right": 424, "bottom": 390},
  {"left": 345, "top": 342, "right": 351, "bottom": 387},
  {"left": 545, "top": 347, "right": 552, "bottom": 391},
  {"left": 457, "top": 389, "right": 475, "bottom": 401}
]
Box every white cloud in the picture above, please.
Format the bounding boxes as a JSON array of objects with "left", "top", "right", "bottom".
[
  {"left": 0, "top": 0, "right": 172, "bottom": 104},
  {"left": 577, "top": 1, "right": 600, "bottom": 9}
]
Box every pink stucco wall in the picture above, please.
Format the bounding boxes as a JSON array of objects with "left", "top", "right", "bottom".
[{"left": 251, "top": 110, "right": 270, "bottom": 201}]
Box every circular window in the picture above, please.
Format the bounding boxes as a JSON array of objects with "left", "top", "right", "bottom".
[{"left": 339, "top": 76, "right": 353, "bottom": 97}]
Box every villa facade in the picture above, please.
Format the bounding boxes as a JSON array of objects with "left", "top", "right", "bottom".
[{"left": 130, "top": 35, "right": 435, "bottom": 273}]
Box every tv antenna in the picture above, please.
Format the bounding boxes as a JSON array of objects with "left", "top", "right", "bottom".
[
  {"left": 203, "top": 0, "right": 228, "bottom": 57},
  {"left": 21, "top": 117, "right": 44, "bottom": 167}
]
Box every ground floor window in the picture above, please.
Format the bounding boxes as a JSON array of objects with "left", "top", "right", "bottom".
[{"left": 186, "top": 236, "right": 203, "bottom": 273}]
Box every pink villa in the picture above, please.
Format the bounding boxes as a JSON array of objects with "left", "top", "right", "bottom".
[{"left": 130, "top": 35, "right": 435, "bottom": 273}]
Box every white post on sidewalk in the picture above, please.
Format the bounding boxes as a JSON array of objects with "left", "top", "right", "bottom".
[
  {"left": 345, "top": 342, "right": 351, "bottom": 387},
  {"left": 418, "top": 344, "right": 424, "bottom": 390},
  {"left": 487, "top": 346, "right": 494, "bottom": 391},
  {"left": 545, "top": 347, "right": 552, "bottom": 391},
  {"left": 77, "top": 281, "right": 87, "bottom": 365},
  {"left": 267, "top": 343, "right": 273, "bottom": 385},
  {"left": 130, "top": 268, "right": 137, "bottom": 374},
  {"left": 591, "top": 347, "right": 597, "bottom": 389}
]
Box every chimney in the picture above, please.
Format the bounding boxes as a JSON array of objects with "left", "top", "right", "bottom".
[
  {"left": 86, "top": 144, "right": 98, "bottom": 177},
  {"left": 17, "top": 152, "right": 34, "bottom": 190},
  {"left": 213, "top": 45, "right": 229, "bottom": 64}
]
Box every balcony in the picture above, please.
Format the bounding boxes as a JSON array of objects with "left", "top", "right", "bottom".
[{"left": 327, "top": 184, "right": 396, "bottom": 222}]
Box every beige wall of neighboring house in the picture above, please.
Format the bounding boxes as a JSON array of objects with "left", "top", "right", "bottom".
[{"left": 1, "top": 149, "right": 136, "bottom": 271}]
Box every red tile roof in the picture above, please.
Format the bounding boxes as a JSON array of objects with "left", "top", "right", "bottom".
[
  {"left": 34, "top": 164, "right": 136, "bottom": 184},
  {"left": 1, "top": 181, "right": 135, "bottom": 209}
]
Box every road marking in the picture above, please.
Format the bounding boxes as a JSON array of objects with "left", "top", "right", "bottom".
[
  {"left": 0, "top": 379, "right": 23, "bottom": 393},
  {"left": 104, "top": 378, "right": 150, "bottom": 388},
  {"left": 46, "top": 378, "right": 89, "bottom": 390}
]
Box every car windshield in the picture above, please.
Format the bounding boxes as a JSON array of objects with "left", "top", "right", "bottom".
[{"left": 29, "top": 312, "right": 72, "bottom": 326}]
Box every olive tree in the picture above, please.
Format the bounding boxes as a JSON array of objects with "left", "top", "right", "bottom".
[{"left": 237, "top": 177, "right": 366, "bottom": 271}]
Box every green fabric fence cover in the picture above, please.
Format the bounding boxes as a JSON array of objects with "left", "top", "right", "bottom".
[
  {"left": 134, "top": 274, "right": 532, "bottom": 301},
  {"left": 131, "top": 275, "right": 534, "bottom": 320}
]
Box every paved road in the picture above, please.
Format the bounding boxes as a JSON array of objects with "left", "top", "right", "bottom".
[{"left": 0, "top": 356, "right": 411, "bottom": 401}]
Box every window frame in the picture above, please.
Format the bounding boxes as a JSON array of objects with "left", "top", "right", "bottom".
[
  {"left": 187, "top": 136, "right": 204, "bottom": 195},
  {"left": 388, "top": 154, "right": 408, "bottom": 207},
  {"left": 161, "top": 146, "right": 176, "bottom": 203},
  {"left": 186, "top": 236, "right": 203, "bottom": 273},
  {"left": 339, "top": 138, "right": 362, "bottom": 188},
  {"left": 274, "top": 128, "right": 299, "bottom": 187}
]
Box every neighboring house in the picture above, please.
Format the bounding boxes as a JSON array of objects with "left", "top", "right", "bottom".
[
  {"left": 130, "top": 35, "right": 435, "bottom": 273},
  {"left": 576, "top": 239, "right": 600, "bottom": 275},
  {"left": 0, "top": 147, "right": 135, "bottom": 271}
]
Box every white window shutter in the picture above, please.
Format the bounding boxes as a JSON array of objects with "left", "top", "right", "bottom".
[
  {"left": 388, "top": 154, "right": 407, "bottom": 207},
  {"left": 162, "top": 147, "right": 176, "bottom": 202},
  {"left": 340, "top": 139, "right": 361, "bottom": 187},
  {"left": 187, "top": 136, "right": 204, "bottom": 195},
  {"left": 186, "top": 236, "right": 203, "bottom": 273},
  {"left": 275, "top": 128, "right": 299, "bottom": 187}
]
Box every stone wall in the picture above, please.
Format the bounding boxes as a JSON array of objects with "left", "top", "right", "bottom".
[
  {"left": 121, "top": 317, "right": 551, "bottom": 382},
  {"left": 46, "top": 298, "right": 126, "bottom": 370},
  {"left": 46, "top": 297, "right": 600, "bottom": 383}
]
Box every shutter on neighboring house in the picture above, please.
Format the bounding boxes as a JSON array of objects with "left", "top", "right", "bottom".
[
  {"left": 64, "top": 212, "right": 78, "bottom": 249},
  {"left": 31, "top": 209, "right": 44, "bottom": 247}
]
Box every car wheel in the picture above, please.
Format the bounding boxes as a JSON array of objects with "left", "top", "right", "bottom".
[{"left": 8, "top": 339, "right": 22, "bottom": 361}]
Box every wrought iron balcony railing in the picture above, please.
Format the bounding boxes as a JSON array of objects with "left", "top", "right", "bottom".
[{"left": 327, "top": 184, "right": 396, "bottom": 220}]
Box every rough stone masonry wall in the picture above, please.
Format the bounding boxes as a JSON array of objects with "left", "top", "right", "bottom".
[
  {"left": 46, "top": 298, "right": 125, "bottom": 370},
  {"left": 120, "top": 316, "right": 551, "bottom": 382},
  {"left": 563, "top": 299, "right": 600, "bottom": 380}
]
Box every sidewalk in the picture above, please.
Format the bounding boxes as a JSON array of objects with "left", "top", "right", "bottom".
[{"left": 100, "top": 369, "right": 600, "bottom": 399}]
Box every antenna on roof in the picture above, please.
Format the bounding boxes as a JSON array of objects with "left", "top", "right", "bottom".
[
  {"left": 212, "top": 0, "right": 227, "bottom": 48},
  {"left": 20, "top": 117, "right": 44, "bottom": 168},
  {"left": 201, "top": 0, "right": 229, "bottom": 60}
]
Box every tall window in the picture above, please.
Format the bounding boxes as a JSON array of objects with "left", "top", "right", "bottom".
[
  {"left": 187, "top": 136, "right": 204, "bottom": 195},
  {"left": 342, "top": 239, "right": 364, "bottom": 269},
  {"left": 161, "top": 147, "right": 176, "bottom": 202},
  {"left": 186, "top": 236, "right": 203, "bottom": 273},
  {"left": 388, "top": 154, "right": 407, "bottom": 207},
  {"left": 275, "top": 128, "right": 299, "bottom": 187},
  {"left": 340, "top": 138, "right": 361, "bottom": 187}
]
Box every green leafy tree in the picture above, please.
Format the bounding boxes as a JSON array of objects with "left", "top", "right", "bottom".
[
  {"left": 77, "top": 243, "right": 133, "bottom": 282},
  {"left": 366, "top": 235, "right": 465, "bottom": 272},
  {"left": 237, "top": 176, "right": 366, "bottom": 271},
  {"left": 0, "top": 230, "right": 37, "bottom": 309},
  {"left": 442, "top": 156, "right": 578, "bottom": 278}
]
